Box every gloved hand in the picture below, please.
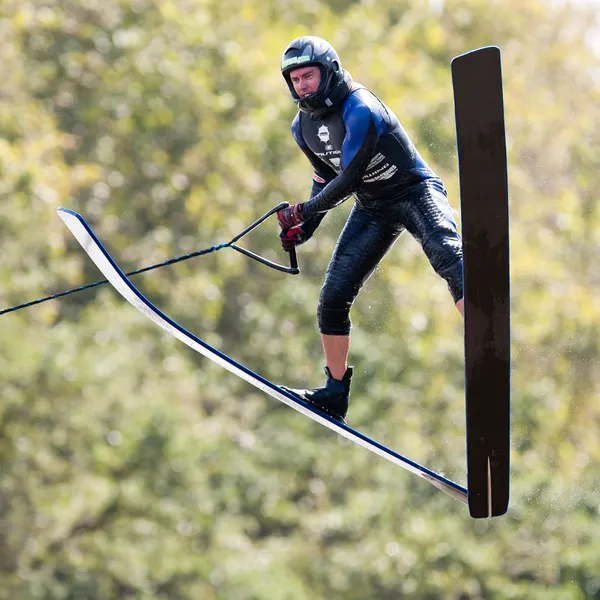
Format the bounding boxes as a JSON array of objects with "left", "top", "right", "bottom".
[
  {"left": 277, "top": 203, "right": 305, "bottom": 229},
  {"left": 279, "top": 225, "right": 307, "bottom": 252}
]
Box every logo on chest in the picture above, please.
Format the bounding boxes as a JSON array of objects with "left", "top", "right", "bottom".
[
  {"left": 317, "top": 125, "right": 330, "bottom": 143},
  {"left": 317, "top": 125, "right": 334, "bottom": 151}
]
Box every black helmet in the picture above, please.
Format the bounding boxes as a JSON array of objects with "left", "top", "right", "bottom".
[{"left": 281, "top": 36, "right": 351, "bottom": 117}]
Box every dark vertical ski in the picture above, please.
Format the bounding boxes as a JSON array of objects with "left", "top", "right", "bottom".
[{"left": 451, "top": 47, "right": 511, "bottom": 518}]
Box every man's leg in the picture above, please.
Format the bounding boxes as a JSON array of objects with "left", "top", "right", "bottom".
[
  {"left": 318, "top": 203, "right": 403, "bottom": 376},
  {"left": 321, "top": 333, "right": 351, "bottom": 381},
  {"left": 281, "top": 203, "right": 403, "bottom": 421}
]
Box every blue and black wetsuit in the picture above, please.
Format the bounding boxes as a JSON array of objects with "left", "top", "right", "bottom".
[{"left": 293, "top": 85, "right": 463, "bottom": 336}]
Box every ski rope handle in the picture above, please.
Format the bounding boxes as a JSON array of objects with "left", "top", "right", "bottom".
[{"left": 1, "top": 203, "right": 299, "bottom": 316}]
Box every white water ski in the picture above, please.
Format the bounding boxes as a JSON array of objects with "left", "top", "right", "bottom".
[{"left": 58, "top": 207, "right": 468, "bottom": 506}]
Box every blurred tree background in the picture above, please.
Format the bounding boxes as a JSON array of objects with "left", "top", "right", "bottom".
[{"left": 1, "top": 0, "right": 600, "bottom": 598}]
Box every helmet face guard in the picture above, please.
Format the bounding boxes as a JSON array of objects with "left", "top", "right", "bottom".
[{"left": 281, "top": 36, "right": 347, "bottom": 115}]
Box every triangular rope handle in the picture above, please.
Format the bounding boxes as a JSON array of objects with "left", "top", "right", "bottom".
[{"left": 1, "top": 203, "right": 298, "bottom": 316}]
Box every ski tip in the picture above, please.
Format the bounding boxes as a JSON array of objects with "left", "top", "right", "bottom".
[
  {"left": 57, "top": 207, "right": 69, "bottom": 224},
  {"left": 57, "top": 206, "right": 78, "bottom": 218},
  {"left": 57, "top": 207, "right": 86, "bottom": 222},
  {"left": 451, "top": 46, "right": 501, "bottom": 66},
  {"left": 57, "top": 208, "right": 92, "bottom": 238}
]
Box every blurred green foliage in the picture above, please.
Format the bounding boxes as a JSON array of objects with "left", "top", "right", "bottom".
[{"left": 2, "top": 0, "right": 600, "bottom": 598}]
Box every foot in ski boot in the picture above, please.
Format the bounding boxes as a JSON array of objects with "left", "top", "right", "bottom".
[{"left": 282, "top": 366, "right": 353, "bottom": 423}]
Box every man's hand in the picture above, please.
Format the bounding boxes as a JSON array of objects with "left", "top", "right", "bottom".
[
  {"left": 277, "top": 203, "right": 305, "bottom": 229},
  {"left": 279, "top": 225, "right": 306, "bottom": 252}
]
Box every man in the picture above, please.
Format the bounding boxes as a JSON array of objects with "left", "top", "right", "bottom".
[{"left": 277, "top": 36, "right": 463, "bottom": 424}]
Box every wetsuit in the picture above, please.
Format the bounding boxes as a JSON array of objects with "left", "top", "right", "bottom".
[{"left": 293, "top": 85, "right": 463, "bottom": 335}]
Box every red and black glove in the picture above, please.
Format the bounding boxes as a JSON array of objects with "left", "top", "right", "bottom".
[
  {"left": 277, "top": 203, "right": 305, "bottom": 229},
  {"left": 279, "top": 225, "right": 306, "bottom": 252}
]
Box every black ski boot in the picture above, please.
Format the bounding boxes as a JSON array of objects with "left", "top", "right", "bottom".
[{"left": 282, "top": 366, "right": 353, "bottom": 423}]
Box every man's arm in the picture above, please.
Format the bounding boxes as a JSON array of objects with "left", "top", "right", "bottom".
[
  {"left": 300, "top": 101, "right": 379, "bottom": 217},
  {"left": 290, "top": 174, "right": 328, "bottom": 240}
]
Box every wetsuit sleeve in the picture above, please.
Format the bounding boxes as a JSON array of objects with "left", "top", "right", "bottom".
[
  {"left": 301, "top": 183, "right": 327, "bottom": 239},
  {"left": 300, "top": 102, "right": 379, "bottom": 217}
]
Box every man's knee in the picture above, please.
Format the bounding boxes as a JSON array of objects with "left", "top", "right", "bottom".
[
  {"left": 434, "top": 253, "right": 463, "bottom": 303},
  {"left": 317, "top": 303, "right": 352, "bottom": 335},
  {"left": 444, "top": 263, "right": 464, "bottom": 303},
  {"left": 422, "top": 232, "right": 463, "bottom": 303}
]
